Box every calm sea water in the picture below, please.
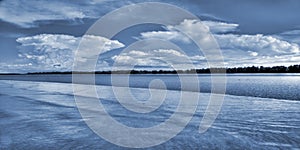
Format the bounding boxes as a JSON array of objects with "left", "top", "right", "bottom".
[
  {"left": 0, "top": 74, "right": 300, "bottom": 149},
  {"left": 1, "top": 74, "right": 300, "bottom": 100}
]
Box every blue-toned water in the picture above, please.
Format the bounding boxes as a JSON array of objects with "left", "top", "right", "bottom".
[
  {"left": 1, "top": 74, "right": 300, "bottom": 100},
  {"left": 0, "top": 74, "right": 300, "bottom": 149}
]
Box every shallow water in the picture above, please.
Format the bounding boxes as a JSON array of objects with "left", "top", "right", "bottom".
[{"left": 1, "top": 79, "right": 300, "bottom": 149}]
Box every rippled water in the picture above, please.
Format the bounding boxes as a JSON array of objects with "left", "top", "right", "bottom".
[
  {"left": 0, "top": 76, "right": 300, "bottom": 149},
  {"left": 1, "top": 74, "right": 300, "bottom": 100}
]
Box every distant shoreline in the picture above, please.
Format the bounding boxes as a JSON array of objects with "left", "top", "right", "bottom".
[{"left": 1, "top": 64, "right": 300, "bottom": 75}]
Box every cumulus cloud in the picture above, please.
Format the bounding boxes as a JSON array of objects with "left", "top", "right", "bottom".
[
  {"left": 140, "top": 31, "right": 191, "bottom": 43},
  {"left": 216, "top": 33, "right": 300, "bottom": 66},
  {"left": 138, "top": 19, "right": 300, "bottom": 67},
  {"left": 167, "top": 19, "right": 239, "bottom": 35},
  {"left": 14, "top": 34, "right": 124, "bottom": 72},
  {"left": 248, "top": 51, "right": 258, "bottom": 57},
  {"left": 75, "top": 35, "right": 125, "bottom": 63},
  {"left": 2, "top": 18, "right": 299, "bottom": 72},
  {"left": 215, "top": 34, "right": 300, "bottom": 55},
  {"left": 138, "top": 20, "right": 239, "bottom": 43},
  {"left": 16, "top": 34, "right": 77, "bottom": 71},
  {"left": 112, "top": 49, "right": 205, "bottom": 69}
]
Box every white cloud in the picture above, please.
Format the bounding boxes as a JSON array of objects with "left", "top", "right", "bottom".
[
  {"left": 202, "top": 21, "right": 239, "bottom": 33},
  {"left": 214, "top": 34, "right": 300, "bottom": 66},
  {"left": 248, "top": 51, "right": 258, "bottom": 57},
  {"left": 139, "top": 20, "right": 239, "bottom": 43},
  {"left": 140, "top": 31, "right": 191, "bottom": 43},
  {"left": 0, "top": 0, "right": 109, "bottom": 27},
  {"left": 0, "top": 63, "right": 34, "bottom": 73},
  {"left": 112, "top": 49, "right": 205, "bottom": 69},
  {"left": 165, "top": 19, "right": 212, "bottom": 43},
  {"left": 152, "top": 49, "right": 185, "bottom": 57},
  {"left": 138, "top": 19, "right": 300, "bottom": 67},
  {"left": 16, "top": 34, "right": 77, "bottom": 71},
  {"left": 16, "top": 34, "right": 79, "bottom": 51},
  {"left": 76, "top": 35, "right": 125, "bottom": 62},
  {"left": 13, "top": 34, "right": 124, "bottom": 72},
  {"left": 215, "top": 34, "right": 300, "bottom": 55},
  {"left": 275, "top": 30, "right": 300, "bottom": 46}
]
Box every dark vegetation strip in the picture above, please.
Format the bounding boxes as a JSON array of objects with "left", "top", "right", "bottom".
[{"left": 1, "top": 64, "right": 300, "bottom": 75}]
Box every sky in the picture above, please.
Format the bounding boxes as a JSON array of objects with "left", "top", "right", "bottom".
[{"left": 0, "top": 0, "right": 300, "bottom": 73}]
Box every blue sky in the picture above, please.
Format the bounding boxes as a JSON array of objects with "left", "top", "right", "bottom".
[{"left": 0, "top": 0, "right": 300, "bottom": 72}]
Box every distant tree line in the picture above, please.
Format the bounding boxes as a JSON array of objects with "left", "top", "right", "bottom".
[
  {"left": 130, "top": 64, "right": 300, "bottom": 74},
  {"left": 1, "top": 64, "right": 300, "bottom": 75},
  {"left": 131, "top": 64, "right": 300, "bottom": 74},
  {"left": 193, "top": 65, "right": 300, "bottom": 74},
  {"left": 225, "top": 65, "right": 300, "bottom": 73}
]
